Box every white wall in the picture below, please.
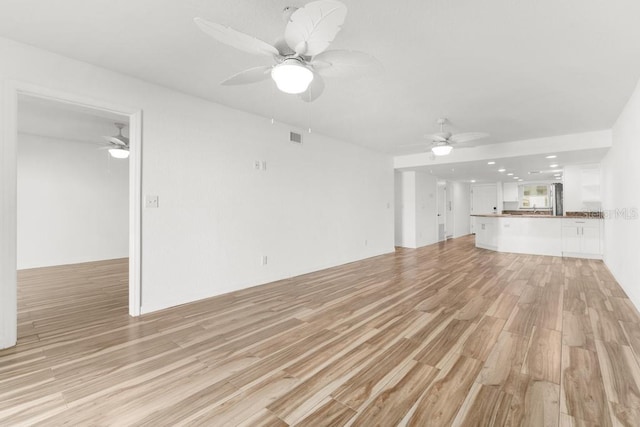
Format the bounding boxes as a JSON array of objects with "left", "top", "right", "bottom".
[
  {"left": 17, "top": 133, "right": 128, "bottom": 269},
  {"left": 564, "top": 164, "right": 602, "bottom": 212},
  {"left": 470, "top": 183, "right": 498, "bottom": 233},
  {"left": 394, "top": 171, "right": 437, "bottom": 248},
  {"left": 395, "top": 171, "right": 416, "bottom": 248},
  {"left": 395, "top": 176, "right": 469, "bottom": 245},
  {"left": 451, "top": 182, "right": 471, "bottom": 238},
  {"left": 601, "top": 78, "right": 640, "bottom": 308},
  {"left": 0, "top": 37, "right": 395, "bottom": 317},
  {"left": 415, "top": 172, "right": 438, "bottom": 247},
  {"left": 394, "top": 171, "right": 404, "bottom": 247}
]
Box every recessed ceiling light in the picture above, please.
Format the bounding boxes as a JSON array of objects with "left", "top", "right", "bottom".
[
  {"left": 554, "top": 174, "right": 562, "bottom": 177},
  {"left": 518, "top": 179, "right": 523, "bottom": 181},
  {"left": 487, "top": 161, "right": 495, "bottom": 165},
  {"left": 471, "top": 179, "right": 476, "bottom": 183},
  {"left": 514, "top": 176, "right": 519, "bottom": 179},
  {"left": 549, "top": 164, "right": 559, "bottom": 168},
  {"left": 546, "top": 155, "right": 557, "bottom": 159},
  {"left": 498, "top": 168, "right": 506, "bottom": 172},
  {"left": 507, "top": 173, "right": 514, "bottom": 176}
]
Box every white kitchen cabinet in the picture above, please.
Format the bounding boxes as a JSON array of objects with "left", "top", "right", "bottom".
[
  {"left": 562, "top": 226, "right": 583, "bottom": 253},
  {"left": 581, "top": 226, "right": 601, "bottom": 255},
  {"left": 561, "top": 218, "right": 602, "bottom": 258},
  {"left": 503, "top": 182, "right": 518, "bottom": 202}
]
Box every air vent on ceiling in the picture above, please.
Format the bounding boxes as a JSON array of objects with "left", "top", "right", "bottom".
[{"left": 290, "top": 131, "right": 302, "bottom": 144}]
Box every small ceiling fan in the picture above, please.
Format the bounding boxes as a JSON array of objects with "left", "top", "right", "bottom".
[
  {"left": 101, "top": 123, "right": 129, "bottom": 159},
  {"left": 194, "top": 0, "right": 380, "bottom": 101},
  {"left": 427, "top": 118, "right": 489, "bottom": 156}
]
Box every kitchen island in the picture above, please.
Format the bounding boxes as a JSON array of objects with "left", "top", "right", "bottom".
[{"left": 472, "top": 214, "right": 602, "bottom": 258}]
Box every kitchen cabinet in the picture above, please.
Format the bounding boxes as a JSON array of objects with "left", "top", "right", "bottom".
[
  {"left": 503, "top": 182, "right": 518, "bottom": 202},
  {"left": 561, "top": 218, "right": 601, "bottom": 257},
  {"left": 471, "top": 215, "right": 601, "bottom": 259}
]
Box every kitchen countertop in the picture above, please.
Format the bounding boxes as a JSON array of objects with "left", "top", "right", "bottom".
[
  {"left": 472, "top": 214, "right": 563, "bottom": 219},
  {"left": 471, "top": 214, "right": 602, "bottom": 219},
  {"left": 472, "top": 212, "right": 603, "bottom": 259}
]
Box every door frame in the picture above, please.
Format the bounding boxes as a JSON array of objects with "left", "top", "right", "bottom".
[{"left": 0, "top": 79, "right": 143, "bottom": 349}]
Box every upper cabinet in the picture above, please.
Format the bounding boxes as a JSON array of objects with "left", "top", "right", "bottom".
[
  {"left": 563, "top": 164, "right": 601, "bottom": 212},
  {"left": 503, "top": 182, "right": 518, "bottom": 202}
]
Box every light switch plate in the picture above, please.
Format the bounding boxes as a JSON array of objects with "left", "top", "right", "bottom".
[{"left": 145, "top": 195, "right": 159, "bottom": 208}]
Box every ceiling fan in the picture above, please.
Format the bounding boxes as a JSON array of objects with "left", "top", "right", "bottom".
[
  {"left": 427, "top": 118, "right": 489, "bottom": 156},
  {"left": 194, "top": 0, "right": 380, "bottom": 101},
  {"left": 101, "top": 123, "right": 129, "bottom": 159}
]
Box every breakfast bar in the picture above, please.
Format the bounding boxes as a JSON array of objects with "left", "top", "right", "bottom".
[{"left": 472, "top": 214, "right": 603, "bottom": 259}]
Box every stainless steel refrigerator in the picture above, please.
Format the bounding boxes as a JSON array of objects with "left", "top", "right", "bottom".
[{"left": 551, "top": 183, "right": 563, "bottom": 216}]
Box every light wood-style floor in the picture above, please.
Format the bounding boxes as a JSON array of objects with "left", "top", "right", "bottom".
[{"left": 3, "top": 236, "right": 640, "bottom": 426}]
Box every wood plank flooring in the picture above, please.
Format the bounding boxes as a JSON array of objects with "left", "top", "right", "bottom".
[{"left": 3, "top": 236, "right": 640, "bottom": 425}]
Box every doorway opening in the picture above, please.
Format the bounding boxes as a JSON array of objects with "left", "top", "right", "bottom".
[
  {"left": 0, "top": 83, "right": 142, "bottom": 349},
  {"left": 17, "top": 95, "right": 130, "bottom": 342}
]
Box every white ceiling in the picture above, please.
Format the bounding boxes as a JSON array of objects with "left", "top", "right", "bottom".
[
  {"left": 409, "top": 148, "right": 609, "bottom": 183},
  {"left": 18, "top": 95, "right": 128, "bottom": 144},
  {"left": 2, "top": 0, "right": 640, "bottom": 154}
]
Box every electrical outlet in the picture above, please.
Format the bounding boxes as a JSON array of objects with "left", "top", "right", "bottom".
[
  {"left": 261, "top": 160, "right": 267, "bottom": 171},
  {"left": 364, "top": 239, "right": 368, "bottom": 246},
  {"left": 261, "top": 255, "right": 268, "bottom": 265},
  {"left": 254, "top": 160, "right": 261, "bottom": 170}
]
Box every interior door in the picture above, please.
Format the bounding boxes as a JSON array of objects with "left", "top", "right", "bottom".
[{"left": 437, "top": 183, "right": 446, "bottom": 241}]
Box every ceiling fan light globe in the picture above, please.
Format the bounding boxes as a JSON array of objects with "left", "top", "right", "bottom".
[
  {"left": 431, "top": 144, "right": 453, "bottom": 156},
  {"left": 271, "top": 59, "right": 314, "bottom": 94},
  {"left": 108, "top": 148, "right": 130, "bottom": 159}
]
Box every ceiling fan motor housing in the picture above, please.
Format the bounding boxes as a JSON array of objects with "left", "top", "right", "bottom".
[{"left": 282, "top": 6, "right": 299, "bottom": 21}]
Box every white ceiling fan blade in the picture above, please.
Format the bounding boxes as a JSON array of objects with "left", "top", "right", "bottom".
[
  {"left": 221, "top": 66, "right": 272, "bottom": 86},
  {"left": 194, "top": 17, "right": 280, "bottom": 58},
  {"left": 312, "top": 50, "right": 381, "bottom": 78},
  {"left": 299, "top": 73, "right": 325, "bottom": 102},
  {"left": 449, "top": 132, "right": 489, "bottom": 145},
  {"left": 425, "top": 134, "right": 448, "bottom": 142},
  {"left": 103, "top": 136, "right": 128, "bottom": 146},
  {"left": 284, "top": 1, "right": 347, "bottom": 56}
]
